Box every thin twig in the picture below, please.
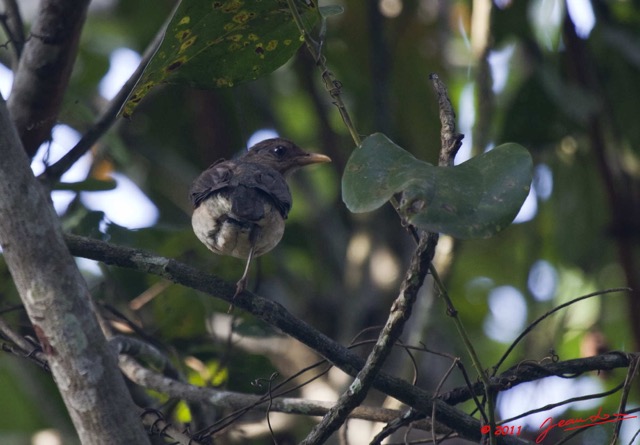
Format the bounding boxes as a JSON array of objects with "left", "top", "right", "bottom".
[
  {"left": 288, "top": 15, "right": 474, "bottom": 445},
  {"left": 300, "top": 234, "right": 438, "bottom": 444},
  {"left": 432, "top": 358, "right": 462, "bottom": 444},
  {"left": 0, "top": 319, "right": 50, "bottom": 371},
  {"left": 500, "top": 380, "right": 626, "bottom": 425},
  {"left": 139, "top": 408, "right": 203, "bottom": 445},
  {"left": 0, "top": 0, "right": 25, "bottom": 67},
  {"left": 40, "top": 7, "right": 168, "bottom": 186},
  {"left": 610, "top": 354, "right": 640, "bottom": 444},
  {"left": 120, "top": 356, "right": 440, "bottom": 432},
  {"left": 199, "top": 359, "right": 333, "bottom": 437},
  {"left": 252, "top": 373, "right": 280, "bottom": 445},
  {"left": 370, "top": 355, "right": 461, "bottom": 445},
  {"left": 286, "top": 0, "right": 361, "bottom": 146},
  {"left": 492, "top": 288, "right": 630, "bottom": 374}
]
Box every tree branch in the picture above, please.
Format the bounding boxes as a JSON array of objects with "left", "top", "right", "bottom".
[
  {"left": 7, "top": 0, "right": 90, "bottom": 157},
  {"left": 119, "top": 355, "right": 447, "bottom": 435},
  {"left": 63, "top": 233, "right": 529, "bottom": 445},
  {"left": 140, "top": 408, "right": 203, "bottom": 445},
  {"left": 429, "top": 73, "right": 463, "bottom": 166},
  {"left": 4, "top": 306, "right": 633, "bottom": 442},
  {"left": 41, "top": 9, "right": 168, "bottom": 186},
  {"left": 0, "top": 315, "right": 49, "bottom": 370},
  {"left": 0, "top": 96, "right": 149, "bottom": 443},
  {"left": 442, "top": 351, "right": 635, "bottom": 406},
  {"left": 300, "top": 216, "right": 438, "bottom": 445},
  {"left": 0, "top": 0, "right": 25, "bottom": 68}
]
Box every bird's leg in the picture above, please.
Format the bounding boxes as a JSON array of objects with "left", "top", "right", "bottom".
[
  {"left": 228, "top": 226, "right": 260, "bottom": 312},
  {"left": 235, "top": 246, "right": 254, "bottom": 296}
]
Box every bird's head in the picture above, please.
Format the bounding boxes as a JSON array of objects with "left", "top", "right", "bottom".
[{"left": 243, "top": 138, "right": 331, "bottom": 177}]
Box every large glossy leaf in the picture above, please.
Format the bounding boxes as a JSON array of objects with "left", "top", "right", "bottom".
[
  {"left": 122, "top": 0, "right": 322, "bottom": 117},
  {"left": 342, "top": 133, "right": 533, "bottom": 239}
]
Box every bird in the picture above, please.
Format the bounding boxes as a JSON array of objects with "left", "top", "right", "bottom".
[{"left": 189, "top": 138, "right": 331, "bottom": 302}]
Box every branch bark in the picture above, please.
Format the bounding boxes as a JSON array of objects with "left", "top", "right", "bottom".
[
  {"left": 64, "top": 233, "right": 529, "bottom": 445},
  {"left": 7, "top": 0, "right": 90, "bottom": 157},
  {"left": 0, "top": 97, "right": 149, "bottom": 443},
  {"left": 119, "top": 355, "right": 447, "bottom": 435}
]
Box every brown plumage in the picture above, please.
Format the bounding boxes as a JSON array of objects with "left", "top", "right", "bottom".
[{"left": 190, "top": 138, "right": 330, "bottom": 299}]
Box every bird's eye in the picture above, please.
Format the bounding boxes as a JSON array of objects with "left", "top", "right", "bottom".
[{"left": 271, "top": 145, "right": 286, "bottom": 158}]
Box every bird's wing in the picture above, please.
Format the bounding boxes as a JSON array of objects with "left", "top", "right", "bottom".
[
  {"left": 238, "top": 163, "right": 292, "bottom": 219},
  {"left": 189, "top": 159, "right": 233, "bottom": 208},
  {"left": 190, "top": 160, "right": 292, "bottom": 219},
  {"left": 229, "top": 184, "right": 266, "bottom": 222}
]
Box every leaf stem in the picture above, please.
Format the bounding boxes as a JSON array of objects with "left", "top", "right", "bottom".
[
  {"left": 286, "top": 0, "right": 361, "bottom": 146},
  {"left": 430, "top": 263, "right": 494, "bottom": 421}
]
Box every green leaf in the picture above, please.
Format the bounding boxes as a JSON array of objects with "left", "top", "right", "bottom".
[
  {"left": 122, "top": 0, "right": 322, "bottom": 117},
  {"left": 342, "top": 133, "right": 533, "bottom": 239}
]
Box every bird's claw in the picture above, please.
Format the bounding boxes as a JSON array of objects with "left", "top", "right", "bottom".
[{"left": 227, "top": 277, "right": 247, "bottom": 313}]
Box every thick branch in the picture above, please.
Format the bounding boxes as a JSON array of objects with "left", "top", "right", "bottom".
[
  {"left": 64, "top": 233, "right": 529, "bottom": 445},
  {"left": 119, "top": 356, "right": 446, "bottom": 434},
  {"left": 0, "top": 97, "right": 149, "bottom": 443},
  {"left": 7, "top": 0, "right": 90, "bottom": 157},
  {"left": 442, "top": 352, "right": 635, "bottom": 405}
]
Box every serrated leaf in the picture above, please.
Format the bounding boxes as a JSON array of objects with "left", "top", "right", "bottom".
[
  {"left": 122, "top": 0, "right": 322, "bottom": 117},
  {"left": 342, "top": 133, "right": 533, "bottom": 239}
]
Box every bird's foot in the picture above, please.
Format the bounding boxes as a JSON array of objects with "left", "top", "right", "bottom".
[{"left": 227, "top": 277, "right": 247, "bottom": 313}]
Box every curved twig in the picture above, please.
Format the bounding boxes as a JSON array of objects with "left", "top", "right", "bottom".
[
  {"left": 493, "top": 288, "right": 630, "bottom": 374},
  {"left": 41, "top": 15, "right": 166, "bottom": 186}
]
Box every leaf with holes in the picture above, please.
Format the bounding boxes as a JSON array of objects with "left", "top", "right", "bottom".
[
  {"left": 121, "top": 0, "right": 326, "bottom": 117},
  {"left": 342, "top": 133, "right": 533, "bottom": 239}
]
